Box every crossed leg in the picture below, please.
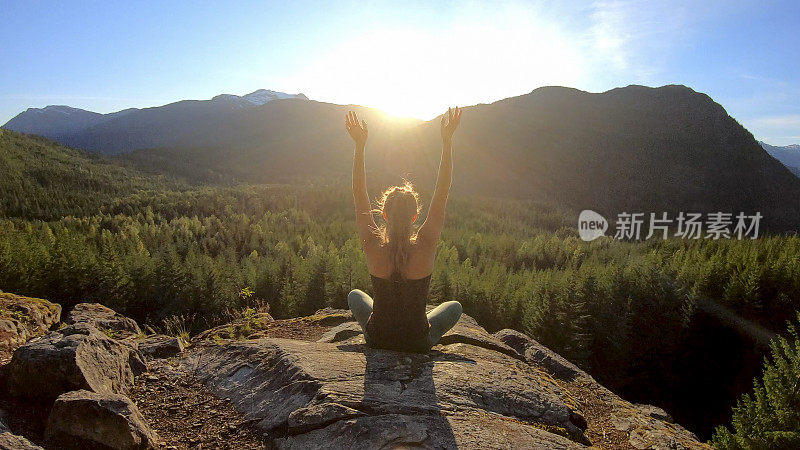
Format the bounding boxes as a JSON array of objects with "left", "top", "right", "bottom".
[
  {"left": 348, "top": 289, "right": 374, "bottom": 332},
  {"left": 348, "top": 289, "right": 462, "bottom": 350},
  {"left": 426, "top": 301, "right": 463, "bottom": 348}
]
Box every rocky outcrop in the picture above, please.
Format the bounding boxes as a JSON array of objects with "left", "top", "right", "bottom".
[
  {"left": 5, "top": 323, "right": 140, "bottom": 402},
  {"left": 66, "top": 303, "right": 142, "bottom": 338},
  {"left": 0, "top": 293, "right": 61, "bottom": 356},
  {"left": 45, "top": 390, "right": 159, "bottom": 450},
  {"left": 438, "top": 313, "right": 522, "bottom": 361},
  {"left": 0, "top": 296, "right": 708, "bottom": 449},
  {"left": 0, "top": 298, "right": 167, "bottom": 449},
  {"left": 493, "top": 328, "right": 704, "bottom": 449}
]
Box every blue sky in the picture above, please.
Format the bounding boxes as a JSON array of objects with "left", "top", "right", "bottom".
[{"left": 1, "top": 0, "right": 798, "bottom": 144}]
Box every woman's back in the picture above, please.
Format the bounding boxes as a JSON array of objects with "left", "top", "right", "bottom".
[
  {"left": 363, "top": 237, "right": 437, "bottom": 280},
  {"left": 345, "top": 107, "right": 463, "bottom": 353}
]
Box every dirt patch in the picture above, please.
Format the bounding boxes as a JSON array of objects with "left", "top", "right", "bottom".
[
  {"left": 129, "top": 361, "right": 270, "bottom": 449},
  {"left": 560, "top": 377, "right": 632, "bottom": 449},
  {"left": 192, "top": 317, "right": 329, "bottom": 345}
]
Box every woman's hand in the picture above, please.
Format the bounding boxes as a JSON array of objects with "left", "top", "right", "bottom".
[
  {"left": 345, "top": 111, "right": 368, "bottom": 147},
  {"left": 440, "top": 106, "right": 462, "bottom": 142}
]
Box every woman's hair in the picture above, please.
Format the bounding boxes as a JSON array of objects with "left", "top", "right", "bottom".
[{"left": 372, "top": 180, "right": 420, "bottom": 280}]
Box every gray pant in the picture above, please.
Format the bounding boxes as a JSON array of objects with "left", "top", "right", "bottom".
[{"left": 348, "top": 289, "right": 463, "bottom": 349}]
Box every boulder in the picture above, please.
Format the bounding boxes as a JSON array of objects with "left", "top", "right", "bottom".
[
  {"left": 5, "top": 324, "right": 139, "bottom": 401},
  {"left": 491, "top": 328, "right": 531, "bottom": 354},
  {"left": 67, "top": 303, "right": 141, "bottom": 338},
  {"left": 308, "top": 308, "right": 354, "bottom": 327},
  {"left": 316, "top": 322, "right": 362, "bottom": 343},
  {"left": 45, "top": 390, "right": 159, "bottom": 450},
  {"left": 136, "top": 334, "right": 184, "bottom": 359},
  {"left": 0, "top": 410, "right": 43, "bottom": 450},
  {"left": 494, "top": 328, "right": 581, "bottom": 380},
  {"left": 312, "top": 307, "right": 350, "bottom": 317},
  {"left": 192, "top": 337, "right": 590, "bottom": 448},
  {"left": 0, "top": 293, "right": 61, "bottom": 354},
  {"left": 438, "top": 317, "right": 523, "bottom": 361},
  {"left": 0, "top": 432, "right": 43, "bottom": 450}
]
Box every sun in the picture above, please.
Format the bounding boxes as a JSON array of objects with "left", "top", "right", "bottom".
[{"left": 290, "top": 14, "right": 583, "bottom": 120}]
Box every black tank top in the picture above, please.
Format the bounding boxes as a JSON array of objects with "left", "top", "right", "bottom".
[{"left": 365, "top": 274, "right": 432, "bottom": 353}]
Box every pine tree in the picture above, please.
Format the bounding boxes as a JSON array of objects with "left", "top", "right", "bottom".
[{"left": 712, "top": 313, "right": 800, "bottom": 449}]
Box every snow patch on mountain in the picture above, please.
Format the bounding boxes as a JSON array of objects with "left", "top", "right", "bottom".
[
  {"left": 242, "top": 89, "right": 307, "bottom": 105},
  {"left": 211, "top": 89, "right": 308, "bottom": 107}
]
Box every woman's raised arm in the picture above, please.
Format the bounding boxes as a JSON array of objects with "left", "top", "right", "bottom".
[
  {"left": 346, "top": 111, "right": 378, "bottom": 248},
  {"left": 419, "top": 107, "right": 462, "bottom": 244}
]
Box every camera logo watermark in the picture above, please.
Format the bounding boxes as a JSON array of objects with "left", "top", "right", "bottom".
[{"left": 578, "top": 210, "right": 762, "bottom": 242}]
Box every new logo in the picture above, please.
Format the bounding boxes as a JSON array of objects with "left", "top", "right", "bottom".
[{"left": 578, "top": 210, "right": 608, "bottom": 241}]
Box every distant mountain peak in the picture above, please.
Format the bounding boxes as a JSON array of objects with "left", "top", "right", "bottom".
[
  {"left": 760, "top": 141, "right": 800, "bottom": 178},
  {"left": 27, "top": 105, "right": 92, "bottom": 115},
  {"left": 760, "top": 141, "right": 800, "bottom": 152},
  {"left": 211, "top": 89, "right": 308, "bottom": 107}
]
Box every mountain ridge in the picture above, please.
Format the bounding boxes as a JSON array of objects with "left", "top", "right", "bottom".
[
  {"left": 4, "top": 84, "right": 800, "bottom": 230},
  {"left": 2, "top": 88, "right": 308, "bottom": 147}
]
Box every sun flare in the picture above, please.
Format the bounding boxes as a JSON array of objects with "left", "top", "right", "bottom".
[{"left": 288, "top": 11, "right": 583, "bottom": 120}]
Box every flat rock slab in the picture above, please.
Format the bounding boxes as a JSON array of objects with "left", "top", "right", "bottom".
[
  {"left": 46, "top": 390, "right": 159, "bottom": 450},
  {"left": 67, "top": 303, "right": 141, "bottom": 338},
  {"left": 192, "top": 337, "right": 588, "bottom": 448},
  {"left": 276, "top": 412, "right": 582, "bottom": 450},
  {"left": 5, "top": 324, "right": 138, "bottom": 402}
]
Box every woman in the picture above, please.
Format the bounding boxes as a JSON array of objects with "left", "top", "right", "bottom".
[{"left": 346, "top": 107, "right": 463, "bottom": 353}]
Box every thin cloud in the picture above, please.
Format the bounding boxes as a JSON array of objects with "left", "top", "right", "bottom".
[
  {"left": 585, "top": 0, "right": 693, "bottom": 81},
  {"left": 751, "top": 114, "right": 800, "bottom": 128},
  {"left": 582, "top": 0, "right": 743, "bottom": 86}
]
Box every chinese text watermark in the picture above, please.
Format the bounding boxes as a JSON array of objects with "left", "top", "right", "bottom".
[{"left": 578, "top": 210, "right": 761, "bottom": 242}]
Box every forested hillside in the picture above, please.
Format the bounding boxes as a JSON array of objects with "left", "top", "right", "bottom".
[{"left": 0, "top": 130, "right": 183, "bottom": 220}]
